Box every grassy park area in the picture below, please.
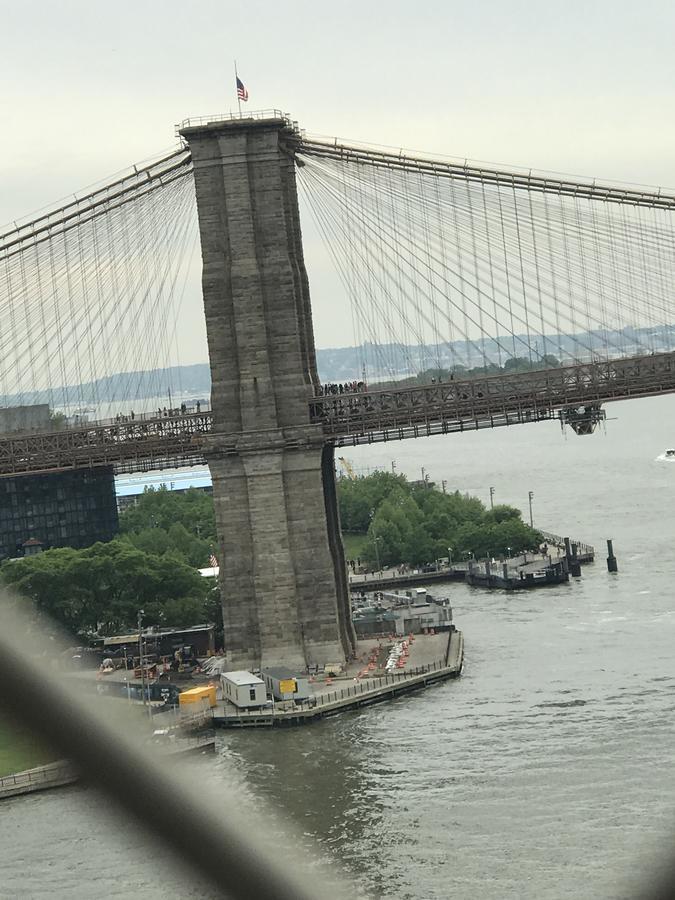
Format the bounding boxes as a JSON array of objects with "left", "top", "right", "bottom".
[
  {"left": 0, "top": 718, "right": 53, "bottom": 778},
  {"left": 342, "top": 532, "right": 368, "bottom": 562}
]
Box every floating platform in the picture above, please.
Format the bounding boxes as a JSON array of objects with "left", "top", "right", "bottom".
[
  {"left": 349, "top": 534, "right": 594, "bottom": 593},
  {"left": 465, "top": 560, "right": 569, "bottom": 590}
]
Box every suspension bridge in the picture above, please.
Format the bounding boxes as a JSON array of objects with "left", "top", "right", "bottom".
[{"left": 2, "top": 110, "right": 675, "bottom": 666}]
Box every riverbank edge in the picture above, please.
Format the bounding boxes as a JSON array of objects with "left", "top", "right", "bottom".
[
  {"left": 0, "top": 733, "right": 217, "bottom": 802},
  {"left": 0, "top": 635, "right": 464, "bottom": 792},
  {"left": 0, "top": 760, "right": 78, "bottom": 800}
]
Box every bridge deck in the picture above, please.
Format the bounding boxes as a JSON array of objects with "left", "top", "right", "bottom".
[
  {"left": 315, "top": 350, "right": 675, "bottom": 445},
  {"left": 0, "top": 351, "right": 672, "bottom": 476}
]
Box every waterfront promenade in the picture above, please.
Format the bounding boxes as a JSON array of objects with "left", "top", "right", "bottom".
[
  {"left": 348, "top": 532, "right": 594, "bottom": 592},
  {"left": 0, "top": 761, "right": 77, "bottom": 800},
  {"left": 0, "top": 731, "right": 216, "bottom": 802}
]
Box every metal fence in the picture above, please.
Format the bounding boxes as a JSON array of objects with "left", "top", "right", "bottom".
[
  {"left": 539, "top": 529, "right": 595, "bottom": 556},
  {"left": 217, "top": 655, "right": 454, "bottom": 722},
  {"left": 0, "top": 760, "right": 76, "bottom": 792}
]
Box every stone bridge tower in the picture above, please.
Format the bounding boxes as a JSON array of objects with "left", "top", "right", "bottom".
[{"left": 180, "top": 115, "right": 355, "bottom": 671}]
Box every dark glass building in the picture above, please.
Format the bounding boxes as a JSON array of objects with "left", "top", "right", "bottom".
[{"left": 0, "top": 466, "right": 118, "bottom": 560}]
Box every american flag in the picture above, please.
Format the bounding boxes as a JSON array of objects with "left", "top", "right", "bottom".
[
  {"left": 209, "top": 553, "right": 219, "bottom": 568},
  {"left": 236, "top": 77, "right": 248, "bottom": 102}
]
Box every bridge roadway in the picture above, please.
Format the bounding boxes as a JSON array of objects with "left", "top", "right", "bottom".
[{"left": 0, "top": 350, "right": 673, "bottom": 476}]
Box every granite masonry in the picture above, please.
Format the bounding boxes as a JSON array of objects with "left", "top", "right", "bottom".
[{"left": 180, "top": 116, "right": 355, "bottom": 670}]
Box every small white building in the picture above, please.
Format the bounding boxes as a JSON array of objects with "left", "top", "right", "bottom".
[
  {"left": 221, "top": 670, "right": 267, "bottom": 709},
  {"left": 261, "top": 666, "right": 310, "bottom": 702}
]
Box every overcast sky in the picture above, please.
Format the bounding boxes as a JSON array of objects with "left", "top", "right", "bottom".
[{"left": 2, "top": 0, "right": 675, "bottom": 361}]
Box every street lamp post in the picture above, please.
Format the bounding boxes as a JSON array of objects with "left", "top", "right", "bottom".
[
  {"left": 489, "top": 486, "right": 495, "bottom": 509},
  {"left": 121, "top": 643, "right": 130, "bottom": 703},
  {"left": 447, "top": 547, "right": 453, "bottom": 569},
  {"left": 441, "top": 479, "right": 447, "bottom": 494},
  {"left": 528, "top": 491, "right": 534, "bottom": 528},
  {"left": 372, "top": 534, "right": 381, "bottom": 572},
  {"left": 137, "top": 608, "right": 147, "bottom": 710},
  {"left": 369, "top": 507, "right": 382, "bottom": 573}
]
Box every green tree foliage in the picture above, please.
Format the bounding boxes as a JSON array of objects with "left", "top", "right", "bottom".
[
  {"left": 0, "top": 540, "right": 212, "bottom": 637},
  {"left": 481, "top": 504, "right": 522, "bottom": 525},
  {"left": 452, "top": 518, "right": 541, "bottom": 560},
  {"left": 374, "top": 355, "right": 562, "bottom": 391},
  {"left": 338, "top": 471, "right": 409, "bottom": 532},
  {"left": 339, "top": 472, "right": 542, "bottom": 568},
  {"left": 119, "top": 487, "right": 216, "bottom": 567},
  {"left": 120, "top": 486, "right": 216, "bottom": 542}
]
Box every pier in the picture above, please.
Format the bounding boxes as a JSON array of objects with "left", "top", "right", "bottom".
[
  {"left": 465, "top": 557, "right": 569, "bottom": 590},
  {"left": 348, "top": 532, "right": 594, "bottom": 593},
  {"left": 213, "top": 630, "right": 463, "bottom": 728}
]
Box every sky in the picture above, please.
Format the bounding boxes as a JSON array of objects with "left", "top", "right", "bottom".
[{"left": 2, "top": 0, "right": 675, "bottom": 362}]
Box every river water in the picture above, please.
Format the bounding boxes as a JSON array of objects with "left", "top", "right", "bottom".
[{"left": 2, "top": 395, "right": 675, "bottom": 899}]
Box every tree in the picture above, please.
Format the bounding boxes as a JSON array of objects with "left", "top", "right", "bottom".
[
  {"left": 0, "top": 539, "right": 211, "bottom": 638},
  {"left": 541, "top": 354, "right": 560, "bottom": 368},
  {"left": 338, "top": 480, "right": 373, "bottom": 532},
  {"left": 453, "top": 519, "right": 542, "bottom": 559},
  {"left": 402, "top": 525, "right": 435, "bottom": 567},
  {"left": 119, "top": 488, "right": 217, "bottom": 567},
  {"left": 338, "top": 470, "right": 539, "bottom": 568},
  {"left": 119, "top": 486, "right": 216, "bottom": 543},
  {"left": 482, "top": 504, "right": 521, "bottom": 525},
  {"left": 503, "top": 356, "right": 532, "bottom": 372}
]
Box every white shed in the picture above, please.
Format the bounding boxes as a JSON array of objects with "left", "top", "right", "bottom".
[{"left": 221, "top": 670, "right": 267, "bottom": 709}]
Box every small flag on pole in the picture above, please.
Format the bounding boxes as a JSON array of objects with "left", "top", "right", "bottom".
[
  {"left": 236, "top": 77, "right": 249, "bottom": 102},
  {"left": 209, "top": 553, "right": 219, "bottom": 568}
]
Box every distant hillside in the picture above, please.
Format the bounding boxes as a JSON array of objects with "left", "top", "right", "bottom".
[{"left": 9, "top": 325, "right": 673, "bottom": 408}]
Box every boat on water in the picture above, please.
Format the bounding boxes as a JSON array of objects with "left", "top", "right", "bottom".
[{"left": 665, "top": 449, "right": 675, "bottom": 459}]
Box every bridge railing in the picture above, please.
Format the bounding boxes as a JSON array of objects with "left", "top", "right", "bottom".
[
  {"left": 176, "top": 111, "right": 297, "bottom": 134},
  {"left": 0, "top": 400, "right": 213, "bottom": 438},
  {"left": 81, "top": 400, "right": 213, "bottom": 430},
  {"left": 310, "top": 350, "right": 675, "bottom": 439}
]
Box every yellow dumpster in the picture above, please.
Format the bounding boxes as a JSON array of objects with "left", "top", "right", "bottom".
[{"left": 178, "top": 684, "right": 217, "bottom": 709}]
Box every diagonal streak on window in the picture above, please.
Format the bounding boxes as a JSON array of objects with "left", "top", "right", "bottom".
[{"left": 0, "top": 597, "right": 352, "bottom": 900}]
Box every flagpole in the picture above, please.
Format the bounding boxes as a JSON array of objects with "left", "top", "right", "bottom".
[{"left": 234, "top": 59, "right": 241, "bottom": 117}]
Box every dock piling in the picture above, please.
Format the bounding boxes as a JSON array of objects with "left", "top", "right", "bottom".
[{"left": 606, "top": 539, "right": 618, "bottom": 573}]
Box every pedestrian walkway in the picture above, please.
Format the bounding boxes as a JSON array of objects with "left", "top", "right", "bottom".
[{"left": 0, "top": 761, "right": 77, "bottom": 800}]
